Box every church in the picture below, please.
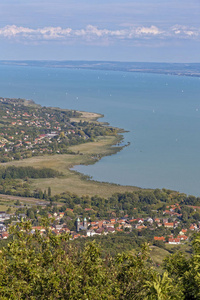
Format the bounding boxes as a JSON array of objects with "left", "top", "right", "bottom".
[{"left": 76, "top": 217, "right": 87, "bottom": 232}]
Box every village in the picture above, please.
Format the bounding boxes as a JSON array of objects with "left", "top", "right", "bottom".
[
  {"left": 1, "top": 201, "right": 199, "bottom": 247},
  {"left": 0, "top": 97, "right": 114, "bottom": 162}
]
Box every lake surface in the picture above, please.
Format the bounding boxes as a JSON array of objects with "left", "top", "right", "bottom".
[{"left": 1, "top": 65, "right": 200, "bottom": 196}]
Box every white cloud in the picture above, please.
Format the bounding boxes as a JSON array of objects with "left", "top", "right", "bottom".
[
  {"left": 0, "top": 25, "right": 34, "bottom": 37},
  {"left": 171, "top": 25, "right": 199, "bottom": 38},
  {"left": 135, "top": 26, "right": 163, "bottom": 36},
  {"left": 0, "top": 24, "right": 199, "bottom": 44}
]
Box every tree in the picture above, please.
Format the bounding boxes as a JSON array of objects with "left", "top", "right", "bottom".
[
  {"left": 39, "top": 189, "right": 43, "bottom": 199},
  {"left": 0, "top": 220, "right": 185, "bottom": 299},
  {"left": 14, "top": 199, "right": 20, "bottom": 206},
  {"left": 144, "top": 271, "right": 183, "bottom": 300},
  {"left": 163, "top": 232, "right": 200, "bottom": 299},
  {"left": 48, "top": 186, "right": 51, "bottom": 197}
]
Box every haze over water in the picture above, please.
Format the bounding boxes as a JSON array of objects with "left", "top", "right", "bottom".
[{"left": 1, "top": 65, "right": 200, "bottom": 196}]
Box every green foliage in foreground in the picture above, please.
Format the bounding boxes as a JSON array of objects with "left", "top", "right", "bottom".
[{"left": 1, "top": 221, "right": 200, "bottom": 299}]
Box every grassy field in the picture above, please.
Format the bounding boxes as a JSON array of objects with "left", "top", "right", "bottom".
[
  {"left": 149, "top": 242, "right": 192, "bottom": 271},
  {"left": 150, "top": 246, "right": 170, "bottom": 267},
  {"left": 164, "top": 242, "right": 192, "bottom": 258},
  {"left": 0, "top": 194, "right": 50, "bottom": 213},
  {"left": 3, "top": 135, "right": 140, "bottom": 198}
]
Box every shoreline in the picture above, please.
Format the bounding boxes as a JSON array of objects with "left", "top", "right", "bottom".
[
  {"left": 1, "top": 60, "right": 200, "bottom": 78},
  {"left": 3, "top": 101, "right": 139, "bottom": 197},
  {"left": 5, "top": 136, "right": 140, "bottom": 197}
]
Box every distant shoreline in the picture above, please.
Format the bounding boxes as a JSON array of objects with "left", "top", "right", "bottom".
[{"left": 0, "top": 60, "right": 200, "bottom": 78}]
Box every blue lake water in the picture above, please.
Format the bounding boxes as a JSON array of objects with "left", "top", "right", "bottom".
[{"left": 1, "top": 65, "right": 200, "bottom": 195}]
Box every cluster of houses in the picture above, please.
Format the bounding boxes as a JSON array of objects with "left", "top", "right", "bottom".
[
  {"left": 46, "top": 209, "right": 200, "bottom": 242},
  {"left": 1, "top": 201, "right": 200, "bottom": 245},
  {"left": 154, "top": 229, "right": 189, "bottom": 245},
  {"left": 0, "top": 101, "right": 90, "bottom": 158}
]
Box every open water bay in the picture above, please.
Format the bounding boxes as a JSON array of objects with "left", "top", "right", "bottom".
[{"left": 1, "top": 65, "right": 200, "bottom": 195}]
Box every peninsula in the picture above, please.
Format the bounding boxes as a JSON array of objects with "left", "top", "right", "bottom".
[{"left": 0, "top": 97, "right": 137, "bottom": 197}]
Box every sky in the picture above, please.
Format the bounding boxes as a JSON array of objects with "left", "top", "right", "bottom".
[{"left": 0, "top": 0, "right": 200, "bottom": 62}]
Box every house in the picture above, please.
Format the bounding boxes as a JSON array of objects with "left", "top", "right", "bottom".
[
  {"left": 87, "top": 229, "right": 96, "bottom": 237},
  {"left": 177, "top": 235, "right": 188, "bottom": 241},
  {"left": 0, "top": 212, "right": 11, "bottom": 222},
  {"left": 95, "top": 228, "right": 104, "bottom": 235},
  {"left": 53, "top": 225, "right": 63, "bottom": 231},
  {"left": 135, "top": 225, "right": 146, "bottom": 230},
  {"left": 168, "top": 238, "right": 181, "bottom": 245},
  {"left": 154, "top": 236, "right": 165, "bottom": 241},
  {"left": 129, "top": 219, "right": 137, "bottom": 223},
  {"left": 97, "top": 221, "right": 104, "bottom": 228},
  {"left": 0, "top": 232, "right": 9, "bottom": 239},
  {"left": 146, "top": 217, "right": 153, "bottom": 224},
  {"left": 117, "top": 219, "right": 126, "bottom": 225},
  {"left": 58, "top": 212, "right": 64, "bottom": 218},
  {"left": 0, "top": 224, "right": 6, "bottom": 232},
  {"left": 179, "top": 229, "right": 187, "bottom": 235},
  {"left": 164, "top": 222, "right": 174, "bottom": 228},
  {"left": 154, "top": 218, "right": 160, "bottom": 223},
  {"left": 110, "top": 219, "right": 116, "bottom": 223},
  {"left": 137, "top": 218, "right": 144, "bottom": 223},
  {"left": 123, "top": 223, "right": 132, "bottom": 230},
  {"left": 104, "top": 223, "right": 115, "bottom": 228},
  {"left": 31, "top": 226, "right": 46, "bottom": 234},
  {"left": 73, "top": 234, "right": 81, "bottom": 239},
  {"left": 106, "top": 227, "right": 115, "bottom": 233},
  {"left": 90, "top": 221, "right": 97, "bottom": 226},
  {"left": 163, "top": 218, "right": 168, "bottom": 223},
  {"left": 0, "top": 212, "right": 6, "bottom": 219},
  {"left": 190, "top": 224, "right": 198, "bottom": 231}
]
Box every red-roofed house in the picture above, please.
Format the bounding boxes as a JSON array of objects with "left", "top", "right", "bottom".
[
  {"left": 110, "top": 219, "right": 116, "bottom": 223},
  {"left": 154, "top": 236, "right": 165, "bottom": 241},
  {"left": 190, "top": 224, "right": 197, "bottom": 231},
  {"left": 154, "top": 218, "right": 160, "bottom": 223},
  {"left": 1, "top": 232, "right": 9, "bottom": 239},
  {"left": 179, "top": 229, "right": 187, "bottom": 235},
  {"left": 177, "top": 235, "right": 188, "bottom": 241},
  {"left": 168, "top": 238, "right": 181, "bottom": 245},
  {"left": 164, "top": 222, "right": 174, "bottom": 228}
]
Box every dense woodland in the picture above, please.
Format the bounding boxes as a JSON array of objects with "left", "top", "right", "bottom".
[{"left": 0, "top": 165, "right": 62, "bottom": 179}]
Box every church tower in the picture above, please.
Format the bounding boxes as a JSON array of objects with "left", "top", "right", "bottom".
[
  {"left": 83, "top": 217, "right": 87, "bottom": 230},
  {"left": 76, "top": 217, "right": 80, "bottom": 232}
]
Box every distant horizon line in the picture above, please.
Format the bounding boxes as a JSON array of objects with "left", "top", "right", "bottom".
[{"left": 0, "top": 59, "right": 200, "bottom": 64}]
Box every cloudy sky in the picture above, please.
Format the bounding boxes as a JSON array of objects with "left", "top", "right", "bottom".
[{"left": 0, "top": 0, "right": 200, "bottom": 62}]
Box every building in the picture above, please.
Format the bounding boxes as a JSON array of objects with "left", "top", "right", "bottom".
[
  {"left": 76, "top": 217, "right": 88, "bottom": 232},
  {"left": 76, "top": 217, "right": 80, "bottom": 232}
]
